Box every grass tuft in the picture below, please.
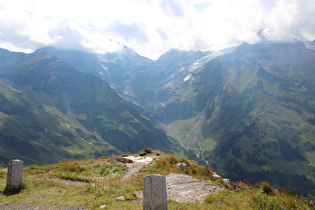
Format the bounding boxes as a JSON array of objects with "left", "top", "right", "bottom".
[
  {"left": 124, "top": 192, "right": 137, "bottom": 200},
  {"left": 261, "top": 181, "right": 273, "bottom": 194},
  {"left": 139, "top": 148, "right": 153, "bottom": 156},
  {"left": 143, "top": 148, "right": 152, "bottom": 153},
  {"left": 168, "top": 155, "right": 180, "bottom": 164},
  {"left": 122, "top": 152, "right": 131, "bottom": 157},
  {"left": 179, "top": 157, "right": 190, "bottom": 166}
]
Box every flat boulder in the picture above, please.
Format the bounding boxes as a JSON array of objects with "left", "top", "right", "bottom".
[{"left": 165, "top": 173, "right": 224, "bottom": 203}]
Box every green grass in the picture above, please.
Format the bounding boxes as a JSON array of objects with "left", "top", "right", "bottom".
[
  {"left": 136, "top": 154, "right": 215, "bottom": 182},
  {"left": 203, "top": 184, "right": 311, "bottom": 209},
  {"left": 201, "top": 138, "right": 217, "bottom": 151},
  {"left": 0, "top": 152, "right": 313, "bottom": 209}
]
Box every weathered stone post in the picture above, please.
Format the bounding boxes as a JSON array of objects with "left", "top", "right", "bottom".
[
  {"left": 143, "top": 174, "right": 167, "bottom": 210},
  {"left": 6, "top": 159, "right": 23, "bottom": 193}
]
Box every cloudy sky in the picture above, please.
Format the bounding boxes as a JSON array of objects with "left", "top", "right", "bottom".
[{"left": 0, "top": 0, "right": 315, "bottom": 59}]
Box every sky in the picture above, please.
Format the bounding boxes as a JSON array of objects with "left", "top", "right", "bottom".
[{"left": 0, "top": 0, "right": 315, "bottom": 60}]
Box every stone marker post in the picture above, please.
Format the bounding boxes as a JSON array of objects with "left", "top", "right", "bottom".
[
  {"left": 6, "top": 159, "right": 23, "bottom": 192},
  {"left": 143, "top": 174, "right": 167, "bottom": 210}
]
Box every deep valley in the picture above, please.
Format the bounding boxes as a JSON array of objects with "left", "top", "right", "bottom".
[{"left": 0, "top": 41, "right": 315, "bottom": 198}]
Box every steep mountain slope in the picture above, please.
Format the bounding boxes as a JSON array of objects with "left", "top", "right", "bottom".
[
  {"left": 44, "top": 42, "right": 315, "bottom": 197},
  {"left": 0, "top": 79, "right": 120, "bottom": 164},
  {"left": 36, "top": 46, "right": 153, "bottom": 93},
  {"left": 36, "top": 47, "right": 213, "bottom": 120},
  {"left": 162, "top": 41, "right": 315, "bottom": 197},
  {"left": 0, "top": 48, "right": 178, "bottom": 164},
  {"left": 1, "top": 42, "right": 314, "bottom": 198}
]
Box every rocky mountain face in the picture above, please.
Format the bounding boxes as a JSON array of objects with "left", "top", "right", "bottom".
[
  {"left": 1, "top": 41, "right": 315, "bottom": 198},
  {"left": 146, "top": 41, "right": 315, "bottom": 197},
  {"left": 0, "top": 48, "right": 178, "bottom": 165},
  {"left": 194, "top": 41, "right": 315, "bottom": 197},
  {"left": 65, "top": 41, "right": 314, "bottom": 197}
]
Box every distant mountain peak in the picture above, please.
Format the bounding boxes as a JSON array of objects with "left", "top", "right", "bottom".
[
  {"left": 232, "top": 40, "right": 309, "bottom": 60},
  {"left": 34, "top": 46, "right": 59, "bottom": 55}
]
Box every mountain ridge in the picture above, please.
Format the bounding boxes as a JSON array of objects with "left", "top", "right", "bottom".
[
  {"left": 0, "top": 41, "right": 315, "bottom": 198},
  {"left": 0, "top": 48, "right": 179, "bottom": 164}
]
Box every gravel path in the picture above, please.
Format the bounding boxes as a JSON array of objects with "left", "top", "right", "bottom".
[
  {"left": 50, "top": 178, "right": 89, "bottom": 186},
  {"left": 0, "top": 196, "right": 86, "bottom": 210},
  {"left": 120, "top": 155, "right": 155, "bottom": 180}
]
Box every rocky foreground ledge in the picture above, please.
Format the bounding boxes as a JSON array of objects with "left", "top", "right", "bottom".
[
  {"left": 0, "top": 150, "right": 314, "bottom": 209},
  {"left": 118, "top": 153, "right": 228, "bottom": 204},
  {"left": 166, "top": 173, "right": 224, "bottom": 203}
]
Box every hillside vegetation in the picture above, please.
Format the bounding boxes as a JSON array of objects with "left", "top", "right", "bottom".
[
  {"left": 0, "top": 48, "right": 179, "bottom": 165},
  {"left": 53, "top": 41, "right": 315, "bottom": 198},
  {"left": 0, "top": 151, "right": 314, "bottom": 209},
  {"left": 1, "top": 42, "right": 315, "bottom": 200}
]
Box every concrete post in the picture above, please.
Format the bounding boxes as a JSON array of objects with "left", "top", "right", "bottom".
[
  {"left": 6, "top": 159, "right": 23, "bottom": 192},
  {"left": 143, "top": 174, "right": 167, "bottom": 210}
]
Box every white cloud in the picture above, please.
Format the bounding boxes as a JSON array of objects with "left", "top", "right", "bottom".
[{"left": 0, "top": 0, "right": 314, "bottom": 60}]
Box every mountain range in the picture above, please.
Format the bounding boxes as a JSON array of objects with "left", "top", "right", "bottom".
[
  {"left": 0, "top": 47, "right": 179, "bottom": 165},
  {"left": 0, "top": 40, "right": 315, "bottom": 198}
]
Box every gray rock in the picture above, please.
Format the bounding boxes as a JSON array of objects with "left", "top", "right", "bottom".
[
  {"left": 175, "top": 163, "right": 187, "bottom": 173},
  {"left": 133, "top": 190, "right": 143, "bottom": 199},
  {"left": 115, "top": 196, "right": 126, "bottom": 201},
  {"left": 213, "top": 172, "right": 221, "bottom": 179},
  {"left": 166, "top": 173, "right": 224, "bottom": 204},
  {"left": 6, "top": 160, "right": 23, "bottom": 193},
  {"left": 143, "top": 174, "right": 167, "bottom": 210},
  {"left": 223, "top": 178, "right": 230, "bottom": 183}
]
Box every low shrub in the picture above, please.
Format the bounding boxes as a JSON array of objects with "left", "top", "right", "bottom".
[
  {"left": 261, "top": 181, "right": 273, "bottom": 194},
  {"left": 144, "top": 148, "right": 152, "bottom": 153},
  {"left": 179, "top": 157, "right": 190, "bottom": 166},
  {"left": 122, "top": 152, "right": 131, "bottom": 157},
  {"left": 25, "top": 165, "right": 51, "bottom": 174},
  {"left": 214, "top": 178, "right": 225, "bottom": 185},
  {"left": 233, "top": 181, "right": 249, "bottom": 190},
  {"left": 187, "top": 165, "right": 197, "bottom": 174},
  {"left": 205, "top": 194, "right": 216, "bottom": 203},
  {"left": 204, "top": 190, "right": 228, "bottom": 203},
  {"left": 195, "top": 165, "right": 212, "bottom": 177},
  {"left": 225, "top": 183, "right": 233, "bottom": 190},
  {"left": 59, "top": 160, "right": 85, "bottom": 173},
  {"left": 97, "top": 156, "right": 109, "bottom": 160},
  {"left": 139, "top": 148, "right": 153, "bottom": 156},
  {"left": 93, "top": 162, "right": 120, "bottom": 175},
  {"left": 0, "top": 167, "right": 7, "bottom": 178},
  {"left": 117, "top": 157, "right": 133, "bottom": 164},
  {"left": 139, "top": 150, "right": 147, "bottom": 156},
  {"left": 167, "top": 155, "right": 179, "bottom": 164},
  {"left": 153, "top": 150, "right": 163, "bottom": 156},
  {"left": 251, "top": 193, "right": 283, "bottom": 209}
]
